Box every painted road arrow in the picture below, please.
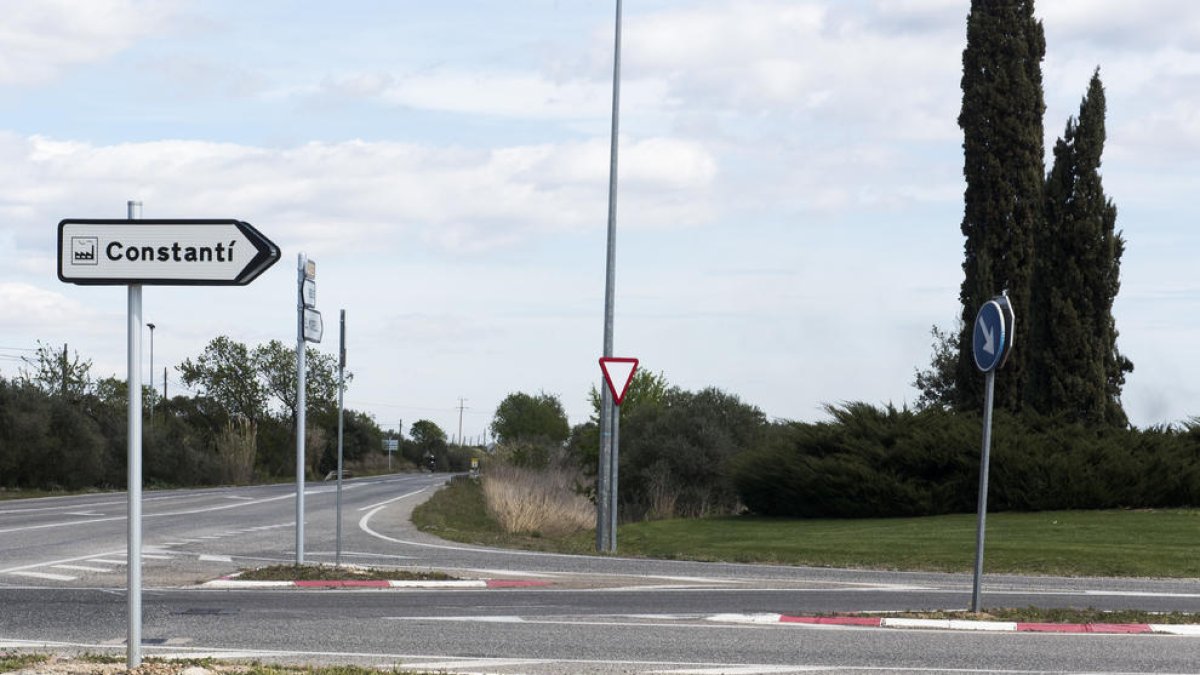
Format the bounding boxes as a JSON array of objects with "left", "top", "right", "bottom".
[{"left": 58, "top": 219, "right": 280, "bottom": 286}]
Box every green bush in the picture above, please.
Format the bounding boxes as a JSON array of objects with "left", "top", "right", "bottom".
[{"left": 734, "top": 403, "right": 1200, "bottom": 518}]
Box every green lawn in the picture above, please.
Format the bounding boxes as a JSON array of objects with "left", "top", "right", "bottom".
[
  {"left": 414, "top": 480, "right": 1200, "bottom": 577},
  {"left": 617, "top": 510, "right": 1200, "bottom": 577}
]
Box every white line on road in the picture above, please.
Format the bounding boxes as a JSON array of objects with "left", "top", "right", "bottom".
[
  {"left": 89, "top": 558, "right": 126, "bottom": 565},
  {"left": 51, "top": 564, "right": 114, "bottom": 573},
  {"left": 199, "top": 555, "right": 233, "bottom": 563},
  {"left": 357, "top": 488, "right": 429, "bottom": 512},
  {"left": 8, "top": 571, "right": 76, "bottom": 581}
]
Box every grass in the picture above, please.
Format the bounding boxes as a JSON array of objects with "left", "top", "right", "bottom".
[
  {"left": 413, "top": 478, "right": 1200, "bottom": 578},
  {"left": 893, "top": 607, "right": 1200, "bottom": 625},
  {"left": 481, "top": 464, "right": 594, "bottom": 536},
  {"left": 1, "top": 650, "right": 49, "bottom": 670},
  {"left": 236, "top": 564, "right": 456, "bottom": 582},
  {"left": 412, "top": 476, "right": 595, "bottom": 553}
]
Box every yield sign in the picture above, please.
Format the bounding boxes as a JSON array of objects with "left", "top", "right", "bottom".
[{"left": 599, "top": 357, "right": 639, "bottom": 406}]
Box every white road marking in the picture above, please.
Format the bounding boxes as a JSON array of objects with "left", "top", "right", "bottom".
[
  {"left": 51, "top": 564, "right": 113, "bottom": 573},
  {"left": 89, "top": 558, "right": 126, "bottom": 565},
  {"left": 199, "top": 554, "right": 233, "bottom": 563},
  {"left": 9, "top": 571, "right": 76, "bottom": 581},
  {"left": 652, "top": 662, "right": 820, "bottom": 667},
  {"left": 357, "top": 488, "right": 429, "bottom": 512}
]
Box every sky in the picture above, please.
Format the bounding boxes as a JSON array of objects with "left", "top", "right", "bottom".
[{"left": 3, "top": 0, "right": 1200, "bottom": 440}]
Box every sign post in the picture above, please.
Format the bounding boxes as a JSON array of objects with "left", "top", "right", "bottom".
[
  {"left": 970, "top": 294, "right": 1013, "bottom": 613},
  {"left": 599, "top": 356, "right": 637, "bottom": 552},
  {"left": 335, "top": 309, "right": 346, "bottom": 567},
  {"left": 58, "top": 211, "right": 279, "bottom": 669},
  {"left": 296, "top": 255, "right": 319, "bottom": 565}
]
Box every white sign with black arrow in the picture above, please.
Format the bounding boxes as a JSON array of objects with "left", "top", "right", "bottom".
[{"left": 58, "top": 219, "right": 280, "bottom": 285}]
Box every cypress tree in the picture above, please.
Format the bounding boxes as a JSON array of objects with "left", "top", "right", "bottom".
[
  {"left": 954, "top": 0, "right": 1046, "bottom": 413},
  {"left": 1027, "top": 70, "right": 1132, "bottom": 425}
]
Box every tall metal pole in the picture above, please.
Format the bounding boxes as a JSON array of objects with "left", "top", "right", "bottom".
[
  {"left": 336, "top": 309, "right": 346, "bottom": 567},
  {"left": 295, "top": 253, "right": 307, "bottom": 565},
  {"left": 126, "top": 199, "right": 143, "bottom": 669},
  {"left": 146, "top": 323, "right": 155, "bottom": 422},
  {"left": 596, "top": 0, "right": 623, "bottom": 554},
  {"left": 971, "top": 369, "right": 996, "bottom": 612}
]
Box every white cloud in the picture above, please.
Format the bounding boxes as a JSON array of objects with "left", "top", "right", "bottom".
[
  {"left": 0, "top": 0, "right": 176, "bottom": 85},
  {"left": 0, "top": 282, "right": 113, "bottom": 332},
  {"left": 0, "top": 133, "right": 717, "bottom": 259}
]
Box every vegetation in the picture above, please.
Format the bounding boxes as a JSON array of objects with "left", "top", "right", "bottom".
[
  {"left": 733, "top": 403, "right": 1200, "bottom": 518},
  {"left": 235, "top": 564, "right": 456, "bottom": 582},
  {"left": 482, "top": 462, "right": 593, "bottom": 537},
  {"left": 414, "top": 481, "right": 1200, "bottom": 578},
  {"left": 0, "top": 650, "right": 48, "bottom": 671},
  {"left": 928, "top": 0, "right": 1131, "bottom": 425},
  {"left": 0, "top": 335, "right": 402, "bottom": 491},
  {"left": 1027, "top": 70, "right": 1132, "bottom": 425},
  {"left": 952, "top": 0, "right": 1046, "bottom": 413}
]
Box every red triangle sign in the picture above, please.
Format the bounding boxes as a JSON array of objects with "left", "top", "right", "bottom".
[{"left": 599, "top": 357, "right": 639, "bottom": 406}]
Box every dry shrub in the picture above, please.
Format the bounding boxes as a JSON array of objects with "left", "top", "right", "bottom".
[
  {"left": 482, "top": 463, "right": 594, "bottom": 536},
  {"left": 216, "top": 416, "right": 256, "bottom": 485}
]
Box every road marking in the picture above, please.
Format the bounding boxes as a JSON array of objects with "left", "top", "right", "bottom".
[
  {"left": 89, "top": 558, "right": 126, "bottom": 565},
  {"left": 648, "top": 662, "right": 825, "bottom": 667},
  {"left": 51, "top": 564, "right": 114, "bottom": 573},
  {"left": 357, "top": 488, "right": 429, "bottom": 512},
  {"left": 9, "top": 571, "right": 76, "bottom": 581},
  {"left": 199, "top": 555, "right": 233, "bottom": 563}
]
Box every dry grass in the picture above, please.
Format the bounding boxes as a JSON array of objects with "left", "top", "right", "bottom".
[{"left": 482, "top": 463, "right": 594, "bottom": 536}]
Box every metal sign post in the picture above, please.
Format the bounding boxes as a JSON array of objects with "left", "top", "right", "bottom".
[
  {"left": 596, "top": 0, "right": 623, "bottom": 555},
  {"left": 57, "top": 207, "right": 279, "bottom": 670},
  {"left": 296, "top": 255, "right": 319, "bottom": 564},
  {"left": 335, "top": 309, "right": 346, "bottom": 567},
  {"left": 970, "top": 295, "right": 1013, "bottom": 612}
]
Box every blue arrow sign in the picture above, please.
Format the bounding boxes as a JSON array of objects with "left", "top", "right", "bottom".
[{"left": 973, "top": 300, "right": 1007, "bottom": 372}]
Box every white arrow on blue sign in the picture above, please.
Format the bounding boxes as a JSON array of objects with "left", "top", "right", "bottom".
[{"left": 972, "top": 299, "right": 1008, "bottom": 372}]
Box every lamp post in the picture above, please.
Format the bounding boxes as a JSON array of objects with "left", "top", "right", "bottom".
[{"left": 146, "top": 323, "right": 155, "bottom": 421}]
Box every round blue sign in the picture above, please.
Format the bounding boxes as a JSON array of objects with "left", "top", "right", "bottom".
[{"left": 973, "top": 300, "right": 1007, "bottom": 372}]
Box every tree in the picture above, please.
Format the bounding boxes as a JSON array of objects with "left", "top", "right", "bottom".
[
  {"left": 1027, "top": 70, "right": 1132, "bottom": 425},
  {"left": 251, "top": 340, "right": 348, "bottom": 420},
  {"left": 912, "top": 322, "right": 960, "bottom": 411},
  {"left": 953, "top": 0, "right": 1046, "bottom": 413},
  {"left": 178, "top": 336, "right": 265, "bottom": 420},
  {"left": 410, "top": 419, "right": 447, "bottom": 449},
  {"left": 491, "top": 391, "right": 570, "bottom": 446},
  {"left": 19, "top": 341, "right": 91, "bottom": 399}
]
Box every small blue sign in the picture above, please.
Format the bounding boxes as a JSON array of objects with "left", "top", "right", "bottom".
[{"left": 973, "top": 300, "right": 1007, "bottom": 372}]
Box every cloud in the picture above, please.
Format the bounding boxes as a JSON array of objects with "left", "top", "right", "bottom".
[
  {"left": 0, "top": 282, "right": 113, "bottom": 333},
  {"left": 0, "top": 0, "right": 176, "bottom": 86},
  {"left": 0, "top": 132, "right": 718, "bottom": 260}
]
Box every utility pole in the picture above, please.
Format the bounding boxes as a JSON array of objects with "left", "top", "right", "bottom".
[{"left": 457, "top": 397, "right": 468, "bottom": 446}]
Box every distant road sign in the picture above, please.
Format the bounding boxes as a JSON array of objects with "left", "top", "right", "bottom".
[
  {"left": 58, "top": 219, "right": 279, "bottom": 285},
  {"left": 599, "top": 357, "right": 639, "bottom": 405},
  {"left": 302, "top": 278, "right": 317, "bottom": 308},
  {"left": 973, "top": 300, "right": 1007, "bottom": 372}
]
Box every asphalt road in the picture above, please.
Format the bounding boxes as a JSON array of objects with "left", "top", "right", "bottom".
[{"left": 2, "top": 475, "right": 1200, "bottom": 674}]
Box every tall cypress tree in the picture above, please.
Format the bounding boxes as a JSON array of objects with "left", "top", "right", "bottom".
[
  {"left": 1027, "top": 71, "right": 1132, "bottom": 425},
  {"left": 954, "top": 0, "right": 1046, "bottom": 413}
]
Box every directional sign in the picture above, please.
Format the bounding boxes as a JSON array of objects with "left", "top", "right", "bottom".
[
  {"left": 302, "top": 278, "right": 317, "bottom": 308},
  {"left": 973, "top": 300, "right": 1007, "bottom": 372},
  {"left": 599, "top": 357, "right": 639, "bottom": 406},
  {"left": 58, "top": 219, "right": 280, "bottom": 285},
  {"left": 303, "top": 308, "right": 324, "bottom": 343}
]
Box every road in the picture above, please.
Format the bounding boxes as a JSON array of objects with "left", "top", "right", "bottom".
[{"left": 2, "top": 475, "right": 1199, "bottom": 674}]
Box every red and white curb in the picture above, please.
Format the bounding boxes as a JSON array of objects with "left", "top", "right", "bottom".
[
  {"left": 707, "top": 613, "right": 1200, "bottom": 636},
  {"left": 202, "top": 577, "right": 551, "bottom": 589}
]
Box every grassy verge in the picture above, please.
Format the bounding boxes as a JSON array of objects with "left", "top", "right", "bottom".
[
  {"left": 236, "top": 564, "right": 456, "bottom": 582},
  {"left": 413, "top": 479, "right": 1200, "bottom": 578},
  {"left": 886, "top": 607, "right": 1200, "bottom": 624}
]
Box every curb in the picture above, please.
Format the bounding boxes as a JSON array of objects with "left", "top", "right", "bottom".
[
  {"left": 202, "top": 577, "right": 551, "bottom": 590},
  {"left": 707, "top": 613, "right": 1200, "bottom": 636}
]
